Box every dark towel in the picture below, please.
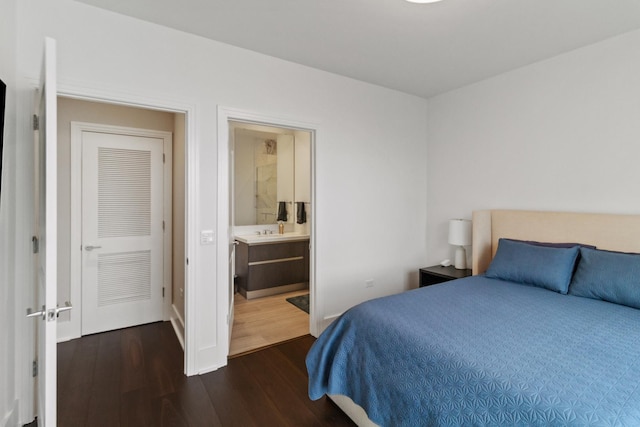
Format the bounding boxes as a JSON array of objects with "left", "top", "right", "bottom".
[
  {"left": 296, "top": 202, "right": 307, "bottom": 224},
  {"left": 276, "top": 201, "right": 287, "bottom": 221}
]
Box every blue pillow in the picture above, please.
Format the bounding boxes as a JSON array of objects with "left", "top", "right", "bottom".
[
  {"left": 569, "top": 247, "right": 640, "bottom": 309},
  {"left": 505, "top": 238, "right": 596, "bottom": 250},
  {"left": 485, "top": 238, "right": 580, "bottom": 294}
]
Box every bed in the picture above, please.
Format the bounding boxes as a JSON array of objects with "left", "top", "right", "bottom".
[{"left": 306, "top": 210, "right": 640, "bottom": 426}]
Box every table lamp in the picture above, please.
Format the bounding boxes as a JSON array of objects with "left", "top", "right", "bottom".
[{"left": 449, "top": 219, "right": 471, "bottom": 269}]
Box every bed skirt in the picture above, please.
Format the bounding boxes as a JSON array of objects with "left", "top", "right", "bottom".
[{"left": 329, "top": 395, "right": 379, "bottom": 427}]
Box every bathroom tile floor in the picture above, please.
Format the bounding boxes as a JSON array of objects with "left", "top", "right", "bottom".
[{"left": 229, "top": 289, "right": 310, "bottom": 357}]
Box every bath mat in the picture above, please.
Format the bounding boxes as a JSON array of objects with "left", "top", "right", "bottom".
[{"left": 286, "top": 294, "right": 309, "bottom": 314}]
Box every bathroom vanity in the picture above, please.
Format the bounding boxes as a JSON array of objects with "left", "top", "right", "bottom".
[{"left": 235, "top": 233, "right": 310, "bottom": 299}]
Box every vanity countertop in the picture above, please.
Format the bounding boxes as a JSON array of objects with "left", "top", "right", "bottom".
[{"left": 235, "top": 233, "right": 310, "bottom": 245}]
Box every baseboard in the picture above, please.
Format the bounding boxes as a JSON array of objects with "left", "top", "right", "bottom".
[
  {"left": 197, "top": 360, "right": 228, "bottom": 375},
  {"left": 243, "top": 282, "right": 308, "bottom": 300},
  {"left": 320, "top": 313, "right": 342, "bottom": 332},
  {"left": 170, "top": 304, "right": 185, "bottom": 350}
]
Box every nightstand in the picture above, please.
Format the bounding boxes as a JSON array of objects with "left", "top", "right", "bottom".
[{"left": 419, "top": 265, "right": 472, "bottom": 288}]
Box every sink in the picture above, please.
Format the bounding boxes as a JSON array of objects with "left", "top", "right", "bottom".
[{"left": 235, "top": 232, "right": 310, "bottom": 245}]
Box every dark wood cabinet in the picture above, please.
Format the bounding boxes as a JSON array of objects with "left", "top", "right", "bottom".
[
  {"left": 419, "top": 265, "right": 471, "bottom": 288},
  {"left": 236, "top": 239, "right": 310, "bottom": 299}
]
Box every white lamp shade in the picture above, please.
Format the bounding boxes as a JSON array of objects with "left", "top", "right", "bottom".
[{"left": 448, "top": 219, "right": 472, "bottom": 246}]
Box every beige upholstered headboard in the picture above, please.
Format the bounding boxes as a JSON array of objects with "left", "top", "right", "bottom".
[{"left": 472, "top": 210, "right": 640, "bottom": 275}]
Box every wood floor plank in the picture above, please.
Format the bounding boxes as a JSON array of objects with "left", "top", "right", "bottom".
[
  {"left": 85, "top": 329, "right": 122, "bottom": 427},
  {"left": 267, "top": 340, "right": 356, "bottom": 426},
  {"left": 120, "top": 327, "right": 147, "bottom": 393},
  {"left": 230, "top": 290, "right": 309, "bottom": 356},
  {"left": 169, "top": 375, "right": 223, "bottom": 427},
  {"left": 241, "top": 348, "right": 323, "bottom": 426},
  {"left": 57, "top": 333, "right": 100, "bottom": 426},
  {"left": 200, "top": 367, "right": 261, "bottom": 427},
  {"left": 159, "top": 322, "right": 184, "bottom": 373},
  {"left": 57, "top": 337, "right": 78, "bottom": 386},
  {"left": 121, "top": 387, "right": 153, "bottom": 427},
  {"left": 150, "top": 393, "right": 189, "bottom": 427},
  {"left": 141, "top": 322, "right": 177, "bottom": 398},
  {"left": 274, "top": 334, "right": 317, "bottom": 377},
  {"left": 58, "top": 322, "right": 355, "bottom": 427}
]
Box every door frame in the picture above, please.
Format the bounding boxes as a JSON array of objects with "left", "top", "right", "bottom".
[
  {"left": 217, "top": 106, "right": 320, "bottom": 359},
  {"left": 63, "top": 122, "right": 173, "bottom": 340},
  {"left": 56, "top": 84, "right": 198, "bottom": 375}
]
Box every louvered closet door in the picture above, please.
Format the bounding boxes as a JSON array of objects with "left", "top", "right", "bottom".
[{"left": 81, "top": 131, "right": 164, "bottom": 335}]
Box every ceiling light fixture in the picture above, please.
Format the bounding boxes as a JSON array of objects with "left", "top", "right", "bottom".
[{"left": 405, "top": 0, "right": 444, "bottom": 3}]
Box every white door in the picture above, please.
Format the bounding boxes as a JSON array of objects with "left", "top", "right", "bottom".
[
  {"left": 81, "top": 131, "right": 165, "bottom": 335},
  {"left": 27, "top": 37, "right": 69, "bottom": 427}
]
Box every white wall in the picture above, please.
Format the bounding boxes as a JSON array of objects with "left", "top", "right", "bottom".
[
  {"left": 16, "top": 0, "right": 428, "bottom": 373},
  {"left": 0, "top": 0, "right": 19, "bottom": 424},
  {"left": 2, "top": 0, "right": 41, "bottom": 423},
  {"left": 426, "top": 29, "right": 640, "bottom": 266}
]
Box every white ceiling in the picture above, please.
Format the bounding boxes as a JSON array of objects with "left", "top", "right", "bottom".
[{"left": 75, "top": 0, "right": 640, "bottom": 98}]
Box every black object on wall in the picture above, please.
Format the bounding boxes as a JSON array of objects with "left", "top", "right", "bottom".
[{"left": 0, "top": 78, "right": 5, "bottom": 201}]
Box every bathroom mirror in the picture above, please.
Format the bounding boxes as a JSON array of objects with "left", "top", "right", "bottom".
[{"left": 233, "top": 124, "right": 295, "bottom": 226}]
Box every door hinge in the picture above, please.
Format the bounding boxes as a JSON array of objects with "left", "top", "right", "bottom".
[
  {"left": 33, "top": 114, "right": 39, "bottom": 131},
  {"left": 162, "top": 220, "right": 165, "bottom": 231},
  {"left": 162, "top": 287, "right": 165, "bottom": 298},
  {"left": 32, "top": 236, "right": 39, "bottom": 254},
  {"left": 186, "top": 258, "right": 189, "bottom": 266},
  {"left": 163, "top": 153, "right": 165, "bottom": 163},
  {"left": 32, "top": 360, "right": 38, "bottom": 378}
]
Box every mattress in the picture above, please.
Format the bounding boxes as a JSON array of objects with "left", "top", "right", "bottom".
[{"left": 306, "top": 276, "right": 640, "bottom": 426}]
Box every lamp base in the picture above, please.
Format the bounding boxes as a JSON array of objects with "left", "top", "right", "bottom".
[{"left": 454, "top": 246, "right": 467, "bottom": 270}]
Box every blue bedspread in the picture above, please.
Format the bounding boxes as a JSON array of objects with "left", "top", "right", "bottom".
[{"left": 306, "top": 276, "right": 640, "bottom": 426}]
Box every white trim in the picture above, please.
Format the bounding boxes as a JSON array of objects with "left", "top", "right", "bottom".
[
  {"left": 171, "top": 304, "right": 185, "bottom": 350},
  {"left": 216, "top": 106, "right": 320, "bottom": 358},
  {"left": 183, "top": 107, "right": 199, "bottom": 377},
  {"left": 68, "top": 121, "right": 82, "bottom": 340},
  {"left": 308, "top": 128, "right": 319, "bottom": 337},
  {"left": 197, "top": 361, "right": 229, "bottom": 376},
  {"left": 163, "top": 134, "right": 174, "bottom": 323}
]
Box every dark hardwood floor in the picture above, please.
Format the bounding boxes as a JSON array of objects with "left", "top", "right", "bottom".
[{"left": 57, "top": 322, "right": 354, "bottom": 426}]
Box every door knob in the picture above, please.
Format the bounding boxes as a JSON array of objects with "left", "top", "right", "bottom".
[
  {"left": 26, "top": 305, "right": 46, "bottom": 320},
  {"left": 56, "top": 301, "right": 73, "bottom": 318},
  {"left": 26, "top": 301, "right": 73, "bottom": 321},
  {"left": 85, "top": 245, "right": 102, "bottom": 251}
]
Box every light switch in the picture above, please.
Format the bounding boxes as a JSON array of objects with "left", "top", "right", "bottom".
[{"left": 200, "top": 230, "right": 215, "bottom": 245}]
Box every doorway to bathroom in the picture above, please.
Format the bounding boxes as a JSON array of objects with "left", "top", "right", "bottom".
[{"left": 225, "top": 118, "right": 314, "bottom": 357}]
